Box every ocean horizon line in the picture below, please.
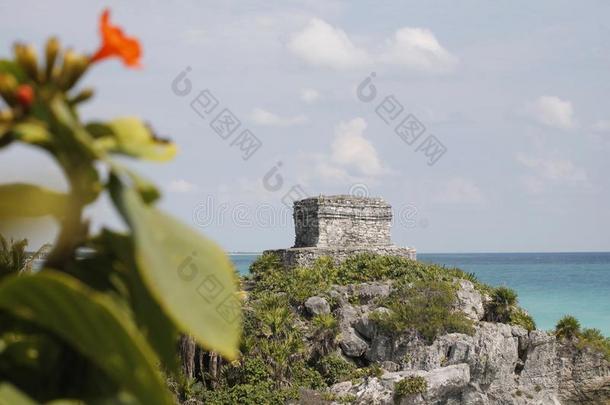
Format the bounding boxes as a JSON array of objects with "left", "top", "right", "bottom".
[{"left": 228, "top": 250, "right": 610, "bottom": 255}]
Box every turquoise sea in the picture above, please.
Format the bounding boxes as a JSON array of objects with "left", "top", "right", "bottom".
[{"left": 230, "top": 252, "right": 610, "bottom": 335}]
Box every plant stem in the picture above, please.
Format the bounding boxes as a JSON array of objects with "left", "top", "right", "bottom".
[{"left": 44, "top": 168, "right": 88, "bottom": 270}]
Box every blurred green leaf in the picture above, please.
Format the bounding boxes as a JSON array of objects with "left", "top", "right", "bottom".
[
  {"left": 85, "top": 122, "right": 113, "bottom": 138},
  {"left": 0, "top": 183, "right": 67, "bottom": 219},
  {"left": 106, "top": 160, "right": 161, "bottom": 205},
  {"left": 12, "top": 120, "right": 51, "bottom": 144},
  {"left": 107, "top": 160, "right": 161, "bottom": 204},
  {"left": 0, "top": 383, "right": 37, "bottom": 405},
  {"left": 0, "top": 271, "right": 175, "bottom": 405},
  {"left": 65, "top": 394, "right": 137, "bottom": 405},
  {"left": 0, "top": 123, "right": 11, "bottom": 143},
  {"left": 111, "top": 181, "right": 241, "bottom": 359},
  {"left": 0, "top": 60, "right": 27, "bottom": 83},
  {"left": 107, "top": 117, "right": 177, "bottom": 161},
  {"left": 94, "top": 229, "right": 179, "bottom": 373},
  {"left": 122, "top": 168, "right": 160, "bottom": 205},
  {"left": 49, "top": 97, "right": 99, "bottom": 159}
]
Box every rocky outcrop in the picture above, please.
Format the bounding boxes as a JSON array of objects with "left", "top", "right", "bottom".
[
  {"left": 454, "top": 279, "right": 485, "bottom": 321},
  {"left": 330, "top": 364, "right": 471, "bottom": 404},
  {"left": 557, "top": 342, "right": 610, "bottom": 404},
  {"left": 314, "top": 280, "right": 610, "bottom": 405},
  {"left": 305, "top": 296, "right": 331, "bottom": 316}
]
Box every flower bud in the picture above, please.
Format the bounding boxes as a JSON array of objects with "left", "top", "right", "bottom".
[
  {"left": 15, "top": 84, "right": 34, "bottom": 108},
  {"left": 69, "top": 87, "right": 94, "bottom": 104},
  {"left": 66, "top": 54, "right": 90, "bottom": 89},
  {"left": 58, "top": 50, "right": 90, "bottom": 90},
  {"left": 14, "top": 43, "right": 40, "bottom": 82},
  {"left": 0, "top": 109, "right": 14, "bottom": 123},
  {"left": 57, "top": 49, "right": 77, "bottom": 89},
  {"left": 0, "top": 74, "right": 18, "bottom": 105},
  {"left": 44, "top": 37, "right": 60, "bottom": 82}
]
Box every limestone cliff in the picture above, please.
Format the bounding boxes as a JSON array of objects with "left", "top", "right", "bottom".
[{"left": 323, "top": 280, "right": 610, "bottom": 404}]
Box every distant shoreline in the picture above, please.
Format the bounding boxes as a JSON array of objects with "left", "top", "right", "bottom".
[{"left": 227, "top": 251, "right": 610, "bottom": 255}]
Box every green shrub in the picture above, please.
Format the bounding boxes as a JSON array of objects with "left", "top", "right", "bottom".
[
  {"left": 201, "top": 381, "right": 296, "bottom": 405},
  {"left": 394, "top": 376, "right": 427, "bottom": 398},
  {"left": 311, "top": 313, "right": 339, "bottom": 357},
  {"left": 337, "top": 393, "right": 357, "bottom": 403},
  {"left": 290, "top": 360, "right": 326, "bottom": 390},
  {"left": 551, "top": 318, "right": 610, "bottom": 361},
  {"left": 317, "top": 354, "right": 357, "bottom": 385},
  {"left": 555, "top": 315, "right": 581, "bottom": 339},
  {"left": 350, "top": 363, "right": 383, "bottom": 382},
  {"left": 250, "top": 251, "right": 283, "bottom": 278},
  {"left": 250, "top": 253, "right": 494, "bottom": 304},
  {"left": 509, "top": 309, "right": 536, "bottom": 331},
  {"left": 577, "top": 328, "right": 610, "bottom": 361},
  {"left": 460, "top": 271, "right": 479, "bottom": 284},
  {"left": 487, "top": 287, "right": 518, "bottom": 322},
  {"left": 178, "top": 377, "right": 205, "bottom": 402},
  {"left": 0, "top": 236, "right": 28, "bottom": 276},
  {"left": 250, "top": 255, "right": 338, "bottom": 305},
  {"left": 312, "top": 313, "right": 338, "bottom": 331},
  {"left": 372, "top": 280, "right": 474, "bottom": 343},
  {"left": 241, "top": 293, "right": 309, "bottom": 386},
  {"left": 234, "top": 357, "right": 270, "bottom": 385}
]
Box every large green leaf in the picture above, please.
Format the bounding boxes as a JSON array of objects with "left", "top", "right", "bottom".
[
  {"left": 0, "top": 271, "right": 174, "bottom": 405},
  {"left": 107, "top": 117, "right": 177, "bottom": 161},
  {"left": 0, "top": 183, "right": 68, "bottom": 219},
  {"left": 106, "top": 160, "right": 160, "bottom": 204},
  {"left": 0, "top": 383, "right": 37, "bottom": 405},
  {"left": 112, "top": 182, "right": 241, "bottom": 359},
  {"left": 95, "top": 229, "right": 179, "bottom": 372}
]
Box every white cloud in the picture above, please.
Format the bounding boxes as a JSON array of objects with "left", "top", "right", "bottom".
[
  {"left": 516, "top": 154, "right": 590, "bottom": 193},
  {"left": 287, "top": 19, "right": 457, "bottom": 73},
  {"left": 287, "top": 18, "right": 370, "bottom": 70},
  {"left": 526, "top": 96, "right": 575, "bottom": 130},
  {"left": 168, "top": 179, "right": 198, "bottom": 193},
  {"left": 517, "top": 155, "right": 588, "bottom": 182},
  {"left": 330, "top": 117, "right": 386, "bottom": 177},
  {"left": 380, "top": 27, "right": 458, "bottom": 73},
  {"left": 249, "top": 108, "right": 307, "bottom": 127},
  {"left": 433, "top": 177, "right": 485, "bottom": 204},
  {"left": 299, "top": 118, "right": 389, "bottom": 185},
  {"left": 300, "top": 88, "right": 320, "bottom": 103},
  {"left": 592, "top": 119, "right": 610, "bottom": 133},
  {"left": 313, "top": 159, "right": 354, "bottom": 184}
]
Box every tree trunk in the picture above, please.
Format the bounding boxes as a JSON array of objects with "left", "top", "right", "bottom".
[{"left": 179, "top": 335, "right": 197, "bottom": 380}]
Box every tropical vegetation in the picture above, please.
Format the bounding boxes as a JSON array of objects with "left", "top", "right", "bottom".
[{"left": 555, "top": 315, "right": 610, "bottom": 361}]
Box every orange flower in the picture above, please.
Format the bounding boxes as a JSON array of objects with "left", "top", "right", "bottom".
[{"left": 91, "top": 9, "right": 141, "bottom": 67}]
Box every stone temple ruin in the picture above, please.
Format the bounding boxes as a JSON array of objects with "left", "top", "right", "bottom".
[{"left": 266, "top": 195, "right": 416, "bottom": 267}]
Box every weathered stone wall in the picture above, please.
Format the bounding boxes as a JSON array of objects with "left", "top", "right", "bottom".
[
  {"left": 268, "top": 246, "right": 417, "bottom": 268},
  {"left": 294, "top": 195, "right": 392, "bottom": 248}
]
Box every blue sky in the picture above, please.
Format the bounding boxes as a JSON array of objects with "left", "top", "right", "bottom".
[{"left": 1, "top": 0, "right": 609, "bottom": 253}]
